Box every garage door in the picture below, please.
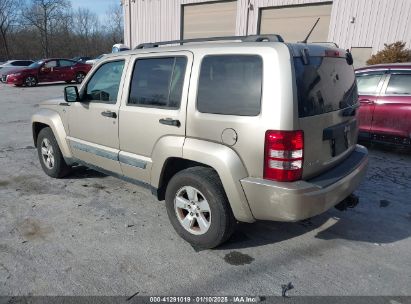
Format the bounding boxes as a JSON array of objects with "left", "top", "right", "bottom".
[
  {"left": 259, "top": 3, "right": 332, "bottom": 42},
  {"left": 183, "top": 1, "right": 237, "bottom": 39}
]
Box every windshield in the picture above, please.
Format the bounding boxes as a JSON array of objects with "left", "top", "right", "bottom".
[
  {"left": 28, "top": 60, "right": 44, "bottom": 68},
  {"left": 294, "top": 56, "right": 358, "bottom": 118}
]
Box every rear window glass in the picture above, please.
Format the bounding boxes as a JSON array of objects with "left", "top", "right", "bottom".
[
  {"left": 386, "top": 74, "right": 411, "bottom": 95},
  {"left": 197, "top": 55, "right": 262, "bottom": 116},
  {"left": 294, "top": 57, "right": 358, "bottom": 118},
  {"left": 356, "top": 73, "right": 384, "bottom": 94}
]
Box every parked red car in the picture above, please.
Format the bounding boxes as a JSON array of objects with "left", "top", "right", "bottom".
[
  {"left": 356, "top": 63, "right": 411, "bottom": 146},
  {"left": 5, "top": 58, "right": 92, "bottom": 87}
]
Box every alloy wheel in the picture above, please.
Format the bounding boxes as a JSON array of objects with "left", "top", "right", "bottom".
[
  {"left": 76, "top": 73, "right": 85, "bottom": 83},
  {"left": 41, "top": 138, "right": 55, "bottom": 169},
  {"left": 174, "top": 186, "right": 211, "bottom": 235},
  {"left": 25, "top": 76, "right": 36, "bottom": 87}
]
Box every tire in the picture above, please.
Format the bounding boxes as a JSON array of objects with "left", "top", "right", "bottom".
[
  {"left": 36, "top": 127, "right": 70, "bottom": 178},
  {"left": 165, "top": 167, "right": 236, "bottom": 249},
  {"left": 75, "top": 72, "right": 86, "bottom": 84},
  {"left": 24, "top": 75, "right": 37, "bottom": 87}
]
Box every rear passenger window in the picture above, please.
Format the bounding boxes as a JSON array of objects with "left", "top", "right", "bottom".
[
  {"left": 356, "top": 73, "right": 384, "bottom": 95},
  {"left": 386, "top": 74, "right": 411, "bottom": 95},
  {"left": 197, "top": 55, "right": 262, "bottom": 116},
  {"left": 59, "top": 60, "right": 74, "bottom": 67},
  {"left": 128, "top": 57, "right": 187, "bottom": 109}
]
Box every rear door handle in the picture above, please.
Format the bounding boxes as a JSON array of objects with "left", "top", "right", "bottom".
[
  {"left": 159, "top": 118, "right": 181, "bottom": 127},
  {"left": 359, "top": 99, "right": 374, "bottom": 105},
  {"left": 101, "top": 110, "right": 117, "bottom": 118}
]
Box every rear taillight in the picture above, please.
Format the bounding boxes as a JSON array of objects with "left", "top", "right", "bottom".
[{"left": 264, "top": 130, "right": 304, "bottom": 182}]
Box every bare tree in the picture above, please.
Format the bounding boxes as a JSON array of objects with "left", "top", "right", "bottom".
[
  {"left": 73, "top": 7, "right": 99, "bottom": 56},
  {"left": 0, "top": 0, "right": 23, "bottom": 59},
  {"left": 23, "top": 0, "right": 71, "bottom": 57},
  {"left": 105, "top": 3, "right": 124, "bottom": 45},
  {"left": 2, "top": 0, "right": 124, "bottom": 60}
]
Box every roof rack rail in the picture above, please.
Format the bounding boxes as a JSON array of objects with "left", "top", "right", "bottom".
[
  {"left": 135, "top": 34, "right": 284, "bottom": 49},
  {"left": 310, "top": 42, "right": 340, "bottom": 48}
]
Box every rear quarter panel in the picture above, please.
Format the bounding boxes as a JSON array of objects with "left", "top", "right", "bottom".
[{"left": 185, "top": 44, "right": 296, "bottom": 179}]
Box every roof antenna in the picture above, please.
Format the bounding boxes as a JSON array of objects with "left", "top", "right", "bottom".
[{"left": 301, "top": 18, "right": 320, "bottom": 43}]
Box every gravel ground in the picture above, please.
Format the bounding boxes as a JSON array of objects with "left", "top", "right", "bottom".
[{"left": 0, "top": 83, "right": 410, "bottom": 297}]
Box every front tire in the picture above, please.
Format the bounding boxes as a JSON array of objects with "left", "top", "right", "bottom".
[
  {"left": 37, "top": 127, "right": 70, "bottom": 178},
  {"left": 165, "top": 167, "right": 236, "bottom": 249},
  {"left": 24, "top": 76, "right": 37, "bottom": 87},
  {"left": 75, "top": 72, "right": 86, "bottom": 84}
]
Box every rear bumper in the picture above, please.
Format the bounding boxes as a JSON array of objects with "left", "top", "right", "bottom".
[{"left": 241, "top": 145, "right": 368, "bottom": 222}]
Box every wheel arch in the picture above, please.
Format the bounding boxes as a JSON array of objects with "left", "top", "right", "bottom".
[
  {"left": 155, "top": 157, "right": 210, "bottom": 201},
  {"left": 32, "top": 109, "right": 73, "bottom": 160},
  {"left": 151, "top": 138, "right": 255, "bottom": 223}
]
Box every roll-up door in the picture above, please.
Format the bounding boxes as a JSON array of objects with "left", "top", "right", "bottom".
[
  {"left": 259, "top": 3, "right": 332, "bottom": 42},
  {"left": 183, "top": 1, "right": 237, "bottom": 39}
]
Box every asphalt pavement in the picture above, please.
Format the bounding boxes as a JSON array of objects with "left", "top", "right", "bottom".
[{"left": 0, "top": 82, "right": 410, "bottom": 296}]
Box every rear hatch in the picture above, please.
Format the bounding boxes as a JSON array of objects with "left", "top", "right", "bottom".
[{"left": 289, "top": 44, "right": 359, "bottom": 179}]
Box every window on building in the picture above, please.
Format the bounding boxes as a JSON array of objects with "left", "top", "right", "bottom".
[
  {"left": 128, "top": 57, "right": 187, "bottom": 109},
  {"left": 386, "top": 74, "right": 411, "bottom": 95},
  {"left": 356, "top": 73, "right": 384, "bottom": 95},
  {"left": 197, "top": 55, "right": 263, "bottom": 116}
]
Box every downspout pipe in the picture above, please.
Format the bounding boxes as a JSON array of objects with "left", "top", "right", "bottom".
[
  {"left": 245, "top": 0, "right": 251, "bottom": 36},
  {"left": 129, "top": 0, "right": 132, "bottom": 48}
]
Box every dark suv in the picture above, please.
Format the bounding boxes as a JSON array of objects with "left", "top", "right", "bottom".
[{"left": 356, "top": 63, "right": 411, "bottom": 146}]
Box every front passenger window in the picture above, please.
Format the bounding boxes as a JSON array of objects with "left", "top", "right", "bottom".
[
  {"left": 45, "top": 60, "right": 57, "bottom": 68},
  {"left": 85, "top": 60, "right": 125, "bottom": 104}
]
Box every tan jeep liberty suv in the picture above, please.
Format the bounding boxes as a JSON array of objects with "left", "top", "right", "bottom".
[{"left": 31, "top": 35, "right": 368, "bottom": 249}]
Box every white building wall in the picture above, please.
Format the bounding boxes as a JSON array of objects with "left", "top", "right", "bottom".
[
  {"left": 123, "top": 0, "right": 411, "bottom": 54},
  {"left": 329, "top": 0, "right": 411, "bottom": 53}
]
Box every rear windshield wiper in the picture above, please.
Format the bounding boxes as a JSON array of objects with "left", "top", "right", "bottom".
[{"left": 342, "top": 103, "right": 360, "bottom": 117}]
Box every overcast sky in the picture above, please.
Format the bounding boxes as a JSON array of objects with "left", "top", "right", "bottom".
[{"left": 70, "top": 0, "right": 120, "bottom": 20}]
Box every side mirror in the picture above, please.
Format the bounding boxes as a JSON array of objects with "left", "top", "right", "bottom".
[{"left": 64, "top": 86, "right": 80, "bottom": 102}]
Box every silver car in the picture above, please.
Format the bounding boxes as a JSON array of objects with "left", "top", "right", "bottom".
[
  {"left": 31, "top": 35, "right": 368, "bottom": 248},
  {"left": 0, "top": 60, "right": 34, "bottom": 82}
]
